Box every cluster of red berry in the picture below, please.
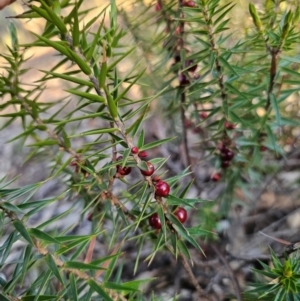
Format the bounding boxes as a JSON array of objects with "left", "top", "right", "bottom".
[
  {"left": 116, "top": 146, "right": 179, "bottom": 230},
  {"left": 209, "top": 121, "right": 236, "bottom": 179},
  {"left": 116, "top": 146, "right": 171, "bottom": 198},
  {"left": 219, "top": 143, "right": 235, "bottom": 169},
  {"left": 116, "top": 147, "right": 150, "bottom": 177},
  {"left": 149, "top": 207, "right": 187, "bottom": 229}
]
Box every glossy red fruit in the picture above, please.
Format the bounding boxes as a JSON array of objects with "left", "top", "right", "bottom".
[
  {"left": 117, "top": 165, "right": 132, "bottom": 176},
  {"left": 211, "top": 173, "right": 221, "bottom": 182},
  {"left": 155, "top": 180, "right": 170, "bottom": 197},
  {"left": 116, "top": 156, "right": 131, "bottom": 176},
  {"left": 179, "top": 73, "right": 190, "bottom": 86},
  {"left": 183, "top": 0, "right": 196, "bottom": 7},
  {"left": 221, "top": 161, "right": 230, "bottom": 168},
  {"left": 138, "top": 151, "right": 148, "bottom": 158},
  {"left": 224, "top": 121, "right": 235, "bottom": 130},
  {"left": 140, "top": 161, "right": 155, "bottom": 176},
  {"left": 174, "top": 207, "right": 187, "bottom": 223},
  {"left": 185, "top": 60, "right": 197, "bottom": 72},
  {"left": 220, "top": 149, "right": 234, "bottom": 161},
  {"left": 200, "top": 112, "right": 208, "bottom": 119},
  {"left": 149, "top": 213, "right": 162, "bottom": 229},
  {"left": 131, "top": 146, "right": 139, "bottom": 154}
]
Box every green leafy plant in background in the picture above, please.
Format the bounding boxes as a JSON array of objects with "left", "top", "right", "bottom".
[
  {"left": 244, "top": 249, "right": 300, "bottom": 301},
  {"left": 0, "top": 0, "right": 300, "bottom": 300}
]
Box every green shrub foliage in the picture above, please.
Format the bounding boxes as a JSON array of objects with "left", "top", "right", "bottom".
[{"left": 1, "top": 0, "right": 300, "bottom": 300}]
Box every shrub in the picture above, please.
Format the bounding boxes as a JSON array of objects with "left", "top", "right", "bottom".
[{"left": 1, "top": 1, "right": 300, "bottom": 300}]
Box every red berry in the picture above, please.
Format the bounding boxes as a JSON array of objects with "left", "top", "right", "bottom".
[
  {"left": 184, "top": 119, "right": 193, "bottom": 128},
  {"left": 220, "top": 149, "right": 234, "bottom": 161},
  {"left": 174, "top": 207, "right": 187, "bottom": 223},
  {"left": 200, "top": 112, "right": 208, "bottom": 119},
  {"left": 221, "top": 161, "right": 230, "bottom": 168},
  {"left": 155, "top": 180, "right": 170, "bottom": 197},
  {"left": 149, "top": 213, "right": 162, "bottom": 229},
  {"left": 174, "top": 54, "right": 181, "bottom": 63},
  {"left": 138, "top": 151, "right": 148, "bottom": 158},
  {"left": 117, "top": 165, "right": 132, "bottom": 176},
  {"left": 155, "top": 2, "right": 161, "bottom": 11},
  {"left": 183, "top": 0, "right": 196, "bottom": 7},
  {"left": 224, "top": 121, "right": 235, "bottom": 130},
  {"left": 131, "top": 146, "right": 139, "bottom": 154},
  {"left": 185, "top": 60, "right": 197, "bottom": 72},
  {"left": 260, "top": 145, "right": 267, "bottom": 152},
  {"left": 178, "top": 73, "right": 190, "bottom": 86},
  {"left": 140, "top": 161, "right": 155, "bottom": 176},
  {"left": 116, "top": 156, "right": 131, "bottom": 176},
  {"left": 211, "top": 173, "right": 221, "bottom": 182}
]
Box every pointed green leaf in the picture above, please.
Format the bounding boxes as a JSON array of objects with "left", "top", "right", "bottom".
[
  {"left": 107, "top": 46, "right": 135, "bottom": 71},
  {"left": 64, "top": 261, "right": 107, "bottom": 270},
  {"left": 28, "top": 4, "right": 53, "bottom": 23},
  {"left": 270, "top": 93, "right": 281, "bottom": 126},
  {"left": 40, "top": 0, "right": 67, "bottom": 33},
  {"left": 70, "top": 274, "right": 78, "bottom": 301},
  {"left": 32, "top": 33, "right": 71, "bottom": 57},
  {"left": 66, "top": 89, "right": 105, "bottom": 103},
  {"left": 28, "top": 228, "right": 61, "bottom": 244},
  {"left": 44, "top": 254, "right": 64, "bottom": 285},
  {"left": 140, "top": 137, "right": 175, "bottom": 151},
  {"left": 40, "top": 71, "right": 93, "bottom": 87},
  {"left": 86, "top": 18, "right": 104, "bottom": 61},
  {"left": 87, "top": 279, "right": 113, "bottom": 301},
  {"left": 68, "top": 127, "right": 118, "bottom": 138},
  {"left": 72, "top": 2, "right": 80, "bottom": 47},
  {"left": 67, "top": 49, "right": 91, "bottom": 75},
  {"left": 103, "top": 281, "right": 139, "bottom": 292},
  {"left": 13, "top": 220, "right": 34, "bottom": 246}
]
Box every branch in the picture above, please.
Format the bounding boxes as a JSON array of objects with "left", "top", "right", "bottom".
[
  {"left": 212, "top": 244, "right": 242, "bottom": 301},
  {"left": 0, "top": 204, "right": 127, "bottom": 301}
]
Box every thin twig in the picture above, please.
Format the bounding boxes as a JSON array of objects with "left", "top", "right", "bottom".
[
  {"left": 201, "top": 5, "right": 227, "bottom": 106},
  {"left": 180, "top": 254, "right": 212, "bottom": 301},
  {"left": 211, "top": 244, "right": 242, "bottom": 301}
]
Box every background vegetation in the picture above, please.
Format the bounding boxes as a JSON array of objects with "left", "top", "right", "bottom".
[{"left": 1, "top": 0, "right": 300, "bottom": 300}]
